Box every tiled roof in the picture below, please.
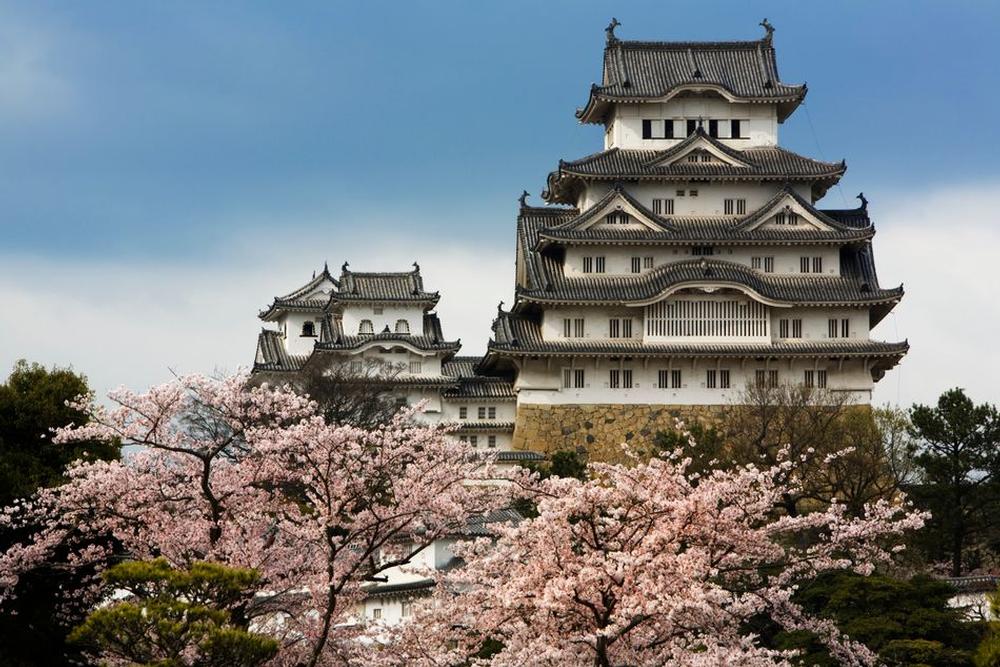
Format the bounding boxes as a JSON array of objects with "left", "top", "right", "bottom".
[
  {"left": 314, "top": 332, "right": 461, "bottom": 353},
  {"left": 450, "top": 421, "right": 517, "bottom": 432},
  {"left": 578, "top": 26, "right": 805, "bottom": 123},
  {"left": 536, "top": 185, "right": 872, "bottom": 247},
  {"left": 545, "top": 132, "right": 844, "bottom": 205},
  {"left": 253, "top": 329, "right": 309, "bottom": 372},
  {"left": 517, "top": 256, "right": 902, "bottom": 308},
  {"left": 336, "top": 263, "right": 439, "bottom": 303},
  {"left": 462, "top": 508, "right": 523, "bottom": 537},
  {"left": 364, "top": 578, "right": 436, "bottom": 599},
  {"left": 495, "top": 451, "right": 546, "bottom": 462},
  {"left": 441, "top": 357, "right": 517, "bottom": 400},
  {"left": 259, "top": 266, "right": 339, "bottom": 320},
  {"left": 489, "top": 312, "right": 908, "bottom": 364}
]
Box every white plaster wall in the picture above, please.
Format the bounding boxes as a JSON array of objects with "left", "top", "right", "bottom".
[
  {"left": 562, "top": 245, "right": 840, "bottom": 277},
  {"left": 341, "top": 304, "right": 425, "bottom": 338},
  {"left": 515, "top": 356, "right": 874, "bottom": 405},
  {"left": 275, "top": 313, "right": 322, "bottom": 356},
  {"left": 607, "top": 99, "right": 778, "bottom": 150},
  {"left": 579, "top": 181, "right": 813, "bottom": 211}
]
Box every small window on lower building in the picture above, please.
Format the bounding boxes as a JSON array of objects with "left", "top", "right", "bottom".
[
  {"left": 817, "top": 369, "right": 828, "bottom": 388},
  {"left": 706, "top": 369, "right": 717, "bottom": 389},
  {"left": 841, "top": 318, "right": 850, "bottom": 338},
  {"left": 643, "top": 256, "right": 654, "bottom": 269},
  {"left": 470, "top": 435, "right": 478, "bottom": 447},
  {"left": 350, "top": 360, "right": 363, "bottom": 374},
  {"left": 372, "top": 608, "right": 382, "bottom": 620},
  {"left": 671, "top": 369, "right": 682, "bottom": 389},
  {"left": 828, "top": 318, "right": 839, "bottom": 338},
  {"left": 631, "top": 257, "right": 641, "bottom": 273},
  {"left": 812, "top": 257, "right": 823, "bottom": 273},
  {"left": 459, "top": 435, "right": 468, "bottom": 443},
  {"left": 652, "top": 198, "right": 674, "bottom": 215},
  {"left": 719, "top": 369, "right": 731, "bottom": 389},
  {"left": 792, "top": 319, "right": 802, "bottom": 338},
  {"left": 401, "top": 602, "right": 414, "bottom": 617},
  {"left": 756, "top": 369, "right": 779, "bottom": 388},
  {"left": 764, "top": 257, "right": 774, "bottom": 273},
  {"left": 459, "top": 406, "right": 468, "bottom": 419},
  {"left": 562, "top": 369, "right": 585, "bottom": 389},
  {"left": 488, "top": 435, "right": 497, "bottom": 448},
  {"left": 409, "top": 361, "right": 421, "bottom": 374},
  {"left": 488, "top": 406, "right": 496, "bottom": 419},
  {"left": 478, "top": 407, "right": 486, "bottom": 419}
]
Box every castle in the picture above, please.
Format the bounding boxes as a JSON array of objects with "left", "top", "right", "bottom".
[{"left": 252, "top": 20, "right": 906, "bottom": 459}]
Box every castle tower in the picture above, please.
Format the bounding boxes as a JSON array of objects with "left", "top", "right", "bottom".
[{"left": 479, "top": 21, "right": 907, "bottom": 454}]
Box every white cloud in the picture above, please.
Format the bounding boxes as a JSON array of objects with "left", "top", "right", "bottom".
[
  {"left": 2, "top": 182, "right": 995, "bottom": 410},
  {"left": 870, "top": 182, "right": 1000, "bottom": 407},
  {"left": 0, "top": 238, "right": 513, "bottom": 399}
]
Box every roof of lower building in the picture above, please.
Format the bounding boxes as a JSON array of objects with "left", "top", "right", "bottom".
[
  {"left": 336, "top": 262, "right": 439, "bottom": 304},
  {"left": 253, "top": 329, "right": 309, "bottom": 372},
  {"left": 259, "top": 263, "right": 440, "bottom": 320},
  {"left": 441, "top": 356, "right": 517, "bottom": 399},
  {"left": 578, "top": 23, "right": 806, "bottom": 124},
  {"left": 544, "top": 132, "right": 844, "bottom": 204}
]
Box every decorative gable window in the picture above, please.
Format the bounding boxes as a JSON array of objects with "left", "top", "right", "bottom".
[
  {"left": 359, "top": 319, "right": 374, "bottom": 336},
  {"left": 775, "top": 211, "right": 801, "bottom": 225},
  {"left": 692, "top": 246, "right": 714, "bottom": 256},
  {"left": 652, "top": 198, "right": 674, "bottom": 215},
  {"left": 301, "top": 321, "right": 316, "bottom": 337},
  {"left": 606, "top": 211, "right": 630, "bottom": 225},
  {"left": 395, "top": 319, "right": 410, "bottom": 335}
]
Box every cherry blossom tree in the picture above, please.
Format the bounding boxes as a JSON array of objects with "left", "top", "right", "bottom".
[
  {"left": 0, "top": 373, "right": 519, "bottom": 667},
  {"left": 385, "top": 439, "right": 926, "bottom": 667}
]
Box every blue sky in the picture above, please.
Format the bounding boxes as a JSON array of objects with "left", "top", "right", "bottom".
[{"left": 1, "top": 1, "right": 999, "bottom": 407}]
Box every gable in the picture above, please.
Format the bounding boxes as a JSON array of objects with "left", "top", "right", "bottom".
[
  {"left": 576, "top": 192, "right": 669, "bottom": 232},
  {"left": 742, "top": 194, "right": 836, "bottom": 232},
  {"left": 649, "top": 135, "right": 752, "bottom": 169}
]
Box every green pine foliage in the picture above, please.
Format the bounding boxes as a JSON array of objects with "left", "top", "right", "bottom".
[{"left": 69, "top": 559, "right": 278, "bottom": 667}]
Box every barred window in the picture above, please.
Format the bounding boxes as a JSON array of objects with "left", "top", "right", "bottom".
[
  {"left": 488, "top": 435, "right": 497, "bottom": 448},
  {"left": 607, "top": 211, "right": 630, "bottom": 225},
  {"left": 720, "top": 369, "right": 731, "bottom": 389},
  {"left": 813, "top": 257, "right": 823, "bottom": 273},
  {"left": 409, "top": 361, "right": 421, "bottom": 374},
  {"left": 792, "top": 319, "right": 802, "bottom": 337},
  {"left": 488, "top": 407, "right": 496, "bottom": 419},
  {"left": 643, "top": 256, "right": 654, "bottom": 269},
  {"left": 828, "top": 318, "right": 839, "bottom": 338},
  {"left": 652, "top": 198, "right": 674, "bottom": 215},
  {"left": 395, "top": 319, "right": 410, "bottom": 335},
  {"left": 595, "top": 257, "right": 606, "bottom": 273},
  {"left": 609, "top": 318, "right": 632, "bottom": 338},
  {"left": 755, "top": 369, "right": 779, "bottom": 388},
  {"left": 751, "top": 256, "right": 762, "bottom": 270},
  {"left": 706, "top": 369, "right": 717, "bottom": 389},
  {"left": 609, "top": 369, "right": 620, "bottom": 389},
  {"left": 671, "top": 369, "right": 682, "bottom": 388},
  {"left": 563, "top": 318, "right": 585, "bottom": 338},
  {"left": 631, "top": 257, "right": 642, "bottom": 273},
  {"left": 724, "top": 199, "right": 746, "bottom": 215},
  {"left": 800, "top": 257, "right": 810, "bottom": 273},
  {"left": 459, "top": 406, "right": 467, "bottom": 419},
  {"left": 764, "top": 257, "right": 774, "bottom": 273},
  {"left": 818, "top": 370, "right": 828, "bottom": 388},
  {"left": 658, "top": 369, "right": 669, "bottom": 388},
  {"left": 562, "top": 368, "right": 585, "bottom": 389},
  {"left": 779, "top": 319, "right": 789, "bottom": 338},
  {"left": 692, "top": 245, "right": 714, "bottom": 256},
  {"left": 841, "top": 318, "right": 849, "bottom": 338},
  {"left": 359, "top": 319, "right": 374, "bottom": 335},
  {"left": 583, "top": 257, "right": 593, "bottom": 273},
  {"left": 478, "top": 407, "right": 486, "bottom": 419},
  {"left": 470, "top": 435, "right": 478, "bottom": 447}
]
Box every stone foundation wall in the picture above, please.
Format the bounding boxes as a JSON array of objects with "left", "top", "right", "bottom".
[{"left": 512, "top": 403, "right": 725, "bottom": 463}]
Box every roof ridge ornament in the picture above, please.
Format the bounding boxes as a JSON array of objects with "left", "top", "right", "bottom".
[
  {"left": 857, "top": 192, "right": 869, "bottom": 210},
  {"left": 605, "top": 17, "right": 620, "bottom": 45},
  {"left": 759, "top": 18, "right": 774, "bottom": 44},
  {"left": 412, "top": 261, "right": 420, "bottom": 273},
  {"left": 518, "top": 190, "right": 530, "bottom": 208},
  {"left": 341, "top": 261, "right": 349, "bottom": 273}
]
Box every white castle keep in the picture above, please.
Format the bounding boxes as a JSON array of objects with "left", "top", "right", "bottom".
[{"left": 252, "top": 20, "right": 906, "bottom": 457}]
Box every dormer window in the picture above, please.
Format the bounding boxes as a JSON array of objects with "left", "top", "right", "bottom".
[
  {"left": 301, "top": 321, "right": 316, "bottom": 337},
  {"left": 606, "top": 211, "right": 630, "bottom": 225},
  {"left": 359, "top": 319, "right": 374, "bottom": 336},
  {"left": 395, "top": 319, "right": 410, "bottom": 335},
  {"left": 774, "top": 211, "right": 800, "bottom": 225}
]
